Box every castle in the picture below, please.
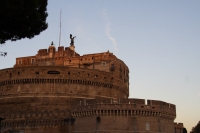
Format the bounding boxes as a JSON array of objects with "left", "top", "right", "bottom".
[{"left": 0, "top": 38, "right": 177, "bottom": 133}]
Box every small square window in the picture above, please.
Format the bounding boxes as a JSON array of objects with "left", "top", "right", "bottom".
[{"left": 102, "top": 62, "right": 106, "bottom": 66}]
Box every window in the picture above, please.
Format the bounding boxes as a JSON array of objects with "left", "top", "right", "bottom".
[
  {"left": 18, "top": 86, "right": 21, "bottom": 92},
  {"left": 146, "top": 122, "right": 150, "bottom": 130},
  {"left": 110, "top": 64, "right": 115, "bottom": 71},
  {"left": 35, "top": 71, "right": 39, "bottom": 74},
  {"left": 102, "top": 62, "right": 106, "bottom": 66},
  {"left": 96, "top": 116, "right": 101, "bottom": 123},
  {"left": 31, "top": 58, "right": 35, "bottom": 64},
  {"left": 18, "top": 60, "right": 22, "bottom": 65},
  {"left": 47, "top": 71, "right": 60, "bottom": 74}
]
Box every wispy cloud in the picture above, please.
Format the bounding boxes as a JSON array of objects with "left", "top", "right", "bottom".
[{"left": 102, "top": 9, "right": 118, "bottom": 52}]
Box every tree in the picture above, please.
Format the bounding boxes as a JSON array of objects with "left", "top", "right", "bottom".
[
  {"left": 0, "top": 0, "right": 48, "bottom": 44},
  {"left": 191, "top": 121, "right": 200, "bottom": 133},
  {"left": 183, "top": 127, "right": 187, "bottom": 133}
]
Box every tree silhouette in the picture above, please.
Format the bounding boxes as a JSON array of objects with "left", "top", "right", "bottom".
[
  {"left": 191, "top": 121, "right": 200, "bottom": 133},
  {"left": 183, "top": 128, "right": 187, "bottom": 133},
  {"left": 0, "top": 0, "right": 48, "bottom": 44}
]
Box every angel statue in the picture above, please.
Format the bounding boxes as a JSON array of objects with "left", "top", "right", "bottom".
[{"left": 70, "top": 34, "right": 76, "bottom": 46}]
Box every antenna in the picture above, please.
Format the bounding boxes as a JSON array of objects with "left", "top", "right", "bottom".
[{"left": 59, "top": 9, "right": 62, "bottom": 47}]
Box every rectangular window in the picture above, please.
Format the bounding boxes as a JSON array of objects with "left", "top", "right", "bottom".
[
  {"left": 31, "top": 58, "right": 35, "bottom": 64},
  {"left": 18, "top": 60, "right": 22, "bottom": 65},
  {"left": 102, "top": 62, "right": 106, "bottom": 66},
  {"left": 146, "top": 122, "right": 150, "bottom": 130},
  {"left": 18, "top": 86, "right": 21, "bottom": 92},
  {"left": 110, "top": 64, "right": 115, "bottom": 71}
]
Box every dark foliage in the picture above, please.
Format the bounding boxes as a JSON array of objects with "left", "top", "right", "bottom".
[
  {"left": 191, "top": 121, "right": 200, "bottom": 133},
  {"left": 0, "top": 0, "right": 48, "bottom": 44},
  {"left": 183, "top": 128, "right": 187, "bottom": 133}
]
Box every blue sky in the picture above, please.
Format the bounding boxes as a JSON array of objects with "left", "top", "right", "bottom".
[{"left": 0, "top": 0, "right": 200, "bottom": 131}]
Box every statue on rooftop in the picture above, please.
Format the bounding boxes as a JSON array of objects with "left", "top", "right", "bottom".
[{"left": 70, "top": 34, "right": 76, "bottom": 46}]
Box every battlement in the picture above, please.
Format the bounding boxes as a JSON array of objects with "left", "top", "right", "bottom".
[
  {"left": 71, "top": 98, "right": 175, "bottom": 108},
  {"left": 71, "top": 98, "right": 176, "bottom": 120},
  {"left": 174, "top": 122, "right": 184, "bottom": 128},
  {"left": 174, "top": 122, "right": 185, "bottom": 133}
]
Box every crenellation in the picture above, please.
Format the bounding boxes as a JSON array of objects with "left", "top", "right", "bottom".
[{"left": 71, "top": 99, "right": 176, "bottom": 118}]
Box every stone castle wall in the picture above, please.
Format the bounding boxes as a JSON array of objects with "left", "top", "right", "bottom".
[
  {"left": 0, "top": 45, "right": 177, "bottom": 133},
  {"left": 174, "top": 123, "right": 184, "bottom": 133},
  {"left": 0, "top": 57, "right": 129, "bottom": 133},
  {"left": 72, "top": 99, "right": 176, "bottom": 133},
  {"left": 0, "top": 65, "right": 129, "bottom": 100}
]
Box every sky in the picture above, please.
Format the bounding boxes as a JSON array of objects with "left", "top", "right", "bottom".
[{"left": 0, "top": 0, "right": 200, "bottom": 131}]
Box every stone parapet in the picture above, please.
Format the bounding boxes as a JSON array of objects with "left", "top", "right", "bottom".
[{"left": 72, "top": 98, "right": 176, "bottom": 120}]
